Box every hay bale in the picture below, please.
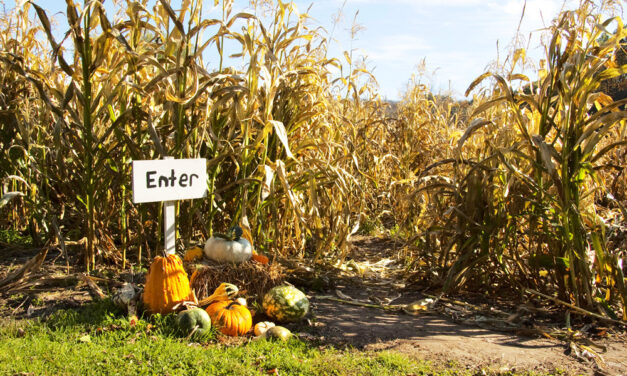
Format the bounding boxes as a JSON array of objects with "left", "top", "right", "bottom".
[{"left": 188, "top": 260, "right": 285, "bottom": 304}]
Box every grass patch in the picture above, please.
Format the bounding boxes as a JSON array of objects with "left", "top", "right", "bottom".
[
  {"left": 0, "top": 229, "right": 32, "bottom": 246},
  {"left": 0, "top": 300, "right": 452, "bottom": 376}
]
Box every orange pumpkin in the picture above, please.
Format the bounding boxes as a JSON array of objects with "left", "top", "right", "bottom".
[
  {"left": 143, "top": 254, "right": 195, "bottom": 314},
  {"left": 206, "top": 300, "right": 252, "bottom": 336}
]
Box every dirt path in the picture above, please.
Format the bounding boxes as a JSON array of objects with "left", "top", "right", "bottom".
[{"left": 300, "top": 237, "right": 627, "bottom": 375}]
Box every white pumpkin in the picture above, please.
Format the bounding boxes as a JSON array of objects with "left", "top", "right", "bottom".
[
  {"left": 254, "top": 321, "right": 275, "bottom": 336},
  {"left": 204, "top": 236, "right": 252, "bottom": 263}
]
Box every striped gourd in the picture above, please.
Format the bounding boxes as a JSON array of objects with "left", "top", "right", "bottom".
[{"left": 262, "top": 285, "right": 309, "bottom": 323}]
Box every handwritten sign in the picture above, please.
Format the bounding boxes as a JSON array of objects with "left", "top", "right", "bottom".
[{"left": 132, "top": 159, "right": 207, "bottom": 204}]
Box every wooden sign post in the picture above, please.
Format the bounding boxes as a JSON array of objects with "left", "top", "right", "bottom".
[{"left": 132, "top": 157, "right": 207, "bottom": 255}]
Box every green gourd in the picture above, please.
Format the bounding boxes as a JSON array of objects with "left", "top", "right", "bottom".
[{"left": 177, "top": 307, "right": 212, "bottom": 337}]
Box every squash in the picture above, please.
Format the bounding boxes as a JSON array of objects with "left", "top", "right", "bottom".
[
  {"left": 189, "top": 269, "right": 199, "bottom": 287},
  {"left": 262, "top": 285, "right": 309, "bottom": 323},
  {"left": 264, "top": 326, "right": 292, "bottom": 341},
  {"left": 254, "top": 321, "right": 275, "bottom": 336},
  {"left": 177, "top": 307, "right": 211, "bottom": 337},
  {"left": 198, "top": 282, "right": 239, "bottom": 307},
  {"left": 239, "top": 221, "right": 269, "bottom": 264},
  {"left": 252, "top": 251, "right": 269, "bottom": 265},
  {"left": 183, "top": 246, "right": 204, "bottom": 262},
  {"left": 206, "top": 300, "right": 252, "bottom": 336},
  {"left": 143, "top": 254, "right": 196, "bottom": 314},
  {"left": 204, "top": 226, "right": 252, "bottom": 263}
]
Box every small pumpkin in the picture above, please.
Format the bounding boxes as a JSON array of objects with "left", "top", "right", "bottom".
[
  {"left": 254, "top": 321, "right": 275, "bottom": 336},
  {"left": 177, "top": 307, "right": 211, "bottom": 337},
  {"left": 183, "top": 246, "right": 204, "bottom": 262},
  {"left": 206, "top": 300, "right": 252, "bottom": 336},
  {"left": 204, "top": 226, "right": 252, "bottom": 263},
  {"left": 143, "top": 254, "right": 196, "bottom": 314}
]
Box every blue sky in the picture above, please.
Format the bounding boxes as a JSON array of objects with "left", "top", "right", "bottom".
[
  {"left": 3, "top": 0, "right": 622, "bottom": 99},
  {"left": 308, "top": 0, "right": 581, "bottom": 99}
]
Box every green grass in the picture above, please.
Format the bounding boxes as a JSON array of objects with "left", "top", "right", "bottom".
[
  {"left": 0, "top": 300, "right": 450, "bottom": 376},
  {"left": 0, "top": 229, "right": 32, "bottom": 246}
]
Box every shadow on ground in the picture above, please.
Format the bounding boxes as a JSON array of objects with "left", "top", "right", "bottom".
[{"left": 293, "top": 236, "right": 627, "bottom": 375}]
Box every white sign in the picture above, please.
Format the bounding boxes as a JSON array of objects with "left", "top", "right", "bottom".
[{"left": 132, "top": 158, "right": 207, "bottom": 204}]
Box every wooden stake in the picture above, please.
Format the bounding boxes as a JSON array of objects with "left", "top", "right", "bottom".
[
  {"left": 163, "top": 156, "right": 176, "bottom": 255},
  {"left": 164, "top": 200, "right": 176, "bottom": 255}
]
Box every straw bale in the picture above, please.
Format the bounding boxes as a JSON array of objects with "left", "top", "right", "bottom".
[{"left": 187, "top": 259, "right": 286, "bottom": 304}]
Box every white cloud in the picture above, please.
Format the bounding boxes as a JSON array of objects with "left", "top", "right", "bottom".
[
  {"left": 316, "top": 0, "right": 618, "bottom": 99},
  {"left": 366, "top": 34, "right": 431, "bottom": 62}
]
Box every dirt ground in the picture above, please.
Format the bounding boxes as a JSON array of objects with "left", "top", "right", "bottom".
[
  {"left": 1, "top": 237, "right": 626, "bottom": 375},
  {"left": 293, "top": 237, "right": 627, "bottom": 376},
  {"left": 306, "top": 280, "right": 627, "bottom": 375}
]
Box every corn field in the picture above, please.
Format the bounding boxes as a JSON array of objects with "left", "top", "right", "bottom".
[{"left": 0, "top": 0, "right": 625, "bottom": 318}]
